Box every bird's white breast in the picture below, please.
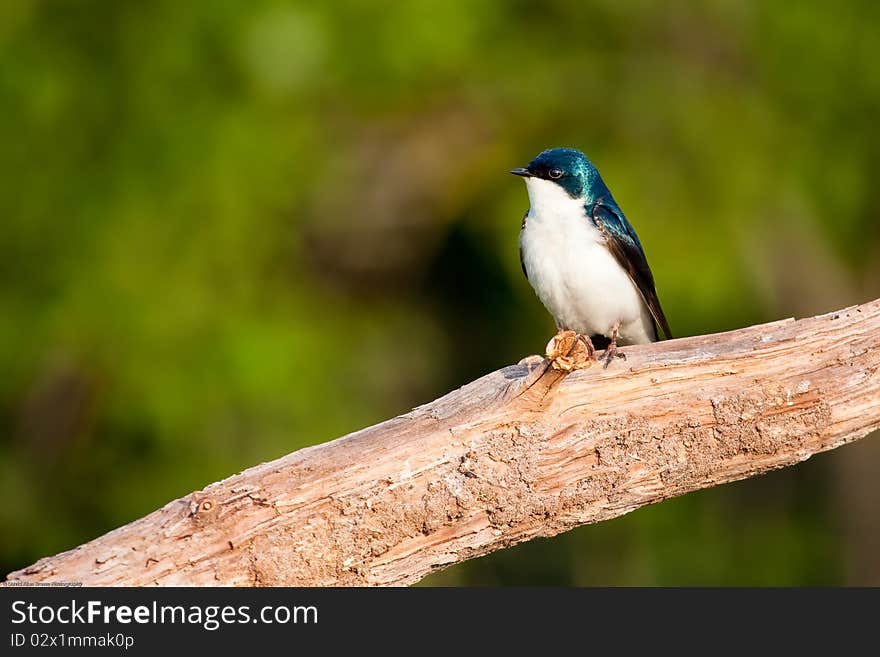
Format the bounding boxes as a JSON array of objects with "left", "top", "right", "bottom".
[{"left": 518, "top": 177, "right": 655, "bottom": 345}]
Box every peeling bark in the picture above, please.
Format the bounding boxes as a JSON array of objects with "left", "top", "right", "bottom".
[{"left": 6, "top": 300, "right": 880, "bottom": 586}]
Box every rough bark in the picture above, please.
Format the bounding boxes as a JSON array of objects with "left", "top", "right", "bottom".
[{"left": 7, "top": 300, "right": 880, "bottom": 586}]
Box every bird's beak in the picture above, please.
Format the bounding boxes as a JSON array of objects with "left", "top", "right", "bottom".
[{"left": 510, "top": 167, "right": 532, "bottom": 178}]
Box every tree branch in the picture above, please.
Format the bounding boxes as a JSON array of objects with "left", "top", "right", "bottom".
[{"left": 7, "top": 300, "right": 880, "bottom": 586}]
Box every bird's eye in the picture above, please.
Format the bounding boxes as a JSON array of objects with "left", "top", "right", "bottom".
[{"left": 548, "top": 167, "right": 563, "bottom": 179}]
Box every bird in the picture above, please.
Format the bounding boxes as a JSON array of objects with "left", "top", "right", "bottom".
[{"left": 512, "top": 147, "right": 672, "bottom": 370}]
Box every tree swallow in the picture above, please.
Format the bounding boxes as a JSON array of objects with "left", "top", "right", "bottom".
[{"left": 513, "top": 147, "right": 672, "bottom": 369}]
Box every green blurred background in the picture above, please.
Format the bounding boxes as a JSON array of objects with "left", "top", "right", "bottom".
[{"left": 2, "top": 0, "right": 879, "bottom": 585}]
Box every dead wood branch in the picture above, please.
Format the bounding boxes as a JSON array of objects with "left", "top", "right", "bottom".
[{"left": 7, "top": 300, "right": 880, "bottom": 586}]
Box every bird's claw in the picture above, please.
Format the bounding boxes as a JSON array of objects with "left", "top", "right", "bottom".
[
  {"left": 601, "top": 344, "right": 626, "bottom": 369},
  {"left": 545, "top": 330, "right": 595, "bottom": 371}
]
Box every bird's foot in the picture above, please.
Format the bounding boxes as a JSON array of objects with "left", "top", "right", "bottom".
[
  {"left": 600, "top": 320, "right": 627, "bottom": 369},
  {"left": 545, "top": 330, "right": 595, "bottom": 371},
  {"left": 601, "top": 342, "right": 626, "bottom": 369}
]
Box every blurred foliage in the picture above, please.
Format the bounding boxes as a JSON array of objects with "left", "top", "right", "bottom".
[{"left": 1, "top": 0, "right": 878, "bottom": 584}]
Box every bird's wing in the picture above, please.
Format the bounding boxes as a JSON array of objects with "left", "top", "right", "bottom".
[
  {"left": 590, "top": 200, "right": 672, "bottom": 339},
  {"left": 519, "top": 210, "right": 529, "bottom": 281}
]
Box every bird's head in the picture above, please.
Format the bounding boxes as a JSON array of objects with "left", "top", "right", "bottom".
[{"left": 511, "top": 147, "right": 607, "bottom": 205}]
